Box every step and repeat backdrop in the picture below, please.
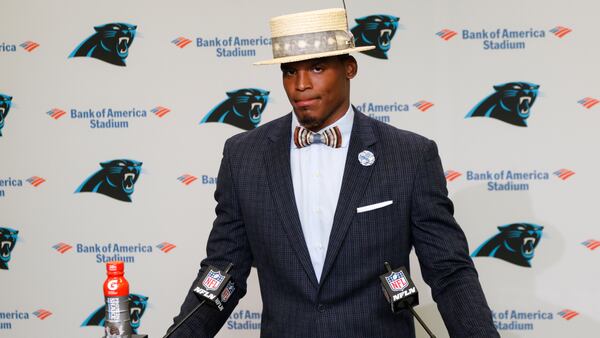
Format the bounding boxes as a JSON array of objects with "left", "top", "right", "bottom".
[{"left": 1, "top": 0, "right": 599, "bottom": 337}]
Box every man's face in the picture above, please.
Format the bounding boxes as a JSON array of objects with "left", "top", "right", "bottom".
[{"left": 281, "top": 56, "right": 357, "bottom": 132}]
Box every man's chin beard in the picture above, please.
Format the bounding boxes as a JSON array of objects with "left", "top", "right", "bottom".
[{"left": 298, "top": 116, "right": 325, "bottom": 131}]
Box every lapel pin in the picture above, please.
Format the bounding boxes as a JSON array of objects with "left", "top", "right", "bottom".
[{"left": 358, "top": 150, "right": 375, "bottom": 166}]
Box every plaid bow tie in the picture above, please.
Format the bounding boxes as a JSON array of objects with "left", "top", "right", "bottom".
[{"left": 293, "top": 125, "right": 342, "bottom": 148}]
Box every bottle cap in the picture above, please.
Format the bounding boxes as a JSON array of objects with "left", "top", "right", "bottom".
[{"left": 106, "top": 261, "right": 125, "bottom": 273}]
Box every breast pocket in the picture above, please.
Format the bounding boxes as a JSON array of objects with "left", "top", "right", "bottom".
[
  {"left": 354, "top": 198, "right": 398, "bottom": 229},
  {"left": 357, "top": 200, "right": 394, "bottom": 213}
]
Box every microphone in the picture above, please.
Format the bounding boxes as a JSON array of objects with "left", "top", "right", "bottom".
[
  {"left": 163, "top": 263, "right": 235, "bottom": 338},
  {"left": 379, "top": 262, "right": 436, "bottom": 338},
  {"left": 193, "top": 264, "right": 236, "bottom": 311}
]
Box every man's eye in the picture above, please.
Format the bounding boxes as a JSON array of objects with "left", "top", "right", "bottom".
[{"left": 312, "top": 66, "right": 323, "bottom": 73}]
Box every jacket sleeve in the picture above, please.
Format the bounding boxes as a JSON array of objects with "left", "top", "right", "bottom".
[
  {"left": 166, "top": 139, "right": 254, "bottom": 337},
  {"left": 410, "top": 139, "right": 499, "bottom": 338}
]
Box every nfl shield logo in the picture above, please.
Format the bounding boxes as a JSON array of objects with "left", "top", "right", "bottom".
[
  {"left": 221, "top": 281, "right": 235, "bottom": 303},
  {"left": 386, "top": 271, "right": 408, "bottom": 292},
  {"left": 203, "top": 270, "right": 225, "bottom": 291}
]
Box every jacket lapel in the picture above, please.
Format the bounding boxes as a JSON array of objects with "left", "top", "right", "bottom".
[
  {"left": 320, "top": 110, "right": 377, "bottom": 285},
  {"left": 264, "top": 114, "right": 319, "bottom": 289}
]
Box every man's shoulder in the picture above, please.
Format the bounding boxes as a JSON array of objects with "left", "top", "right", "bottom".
[
  {"left": 355, "top": 110, "right": 441, "bottom": 173},
  {"left": 355, "top": 109, "right": 433, "bottom": 148},
  {"left": 224, "top": 113, "right": 290, "bottom": 151}
]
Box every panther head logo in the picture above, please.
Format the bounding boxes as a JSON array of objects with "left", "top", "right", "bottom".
[
  {"left": 0, "top": 94, "right": 13, "bottom": 137},
  {"left": 200, "top": 88, "right": 269, "bottom": 130},
  {"left": 472, "top": 223, "right": 544, "bottom": 267},
  {"left": 75, "top": 159, "right": 142, "bottom": 202},
  {"left": 466, "top": 82, "right": 540, "bottom": 127},
  {"left": 0, "top": 227, "right": 18, "bottom": 270},
  {"left": 69, "top": 23, "right": 137, "bottom": 66},
  {"left": 81, "top": 293, "right": 148, "bottom": 334},
  {"left": 129, "top": 294, "right": 148, "bottom": 332},
  {"left": 351, "top": 14, "right": 400, "bottom": 59}
]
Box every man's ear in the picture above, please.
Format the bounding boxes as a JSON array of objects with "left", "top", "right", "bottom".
[{"left": 345, "top": 55, "right": 358, "bottom": 79}]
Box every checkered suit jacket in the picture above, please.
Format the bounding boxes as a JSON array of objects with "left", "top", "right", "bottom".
[{"left": 168, "top": 109, "right": 499, "bottom": 338}]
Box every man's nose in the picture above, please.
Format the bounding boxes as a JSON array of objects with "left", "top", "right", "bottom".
[{"left": 295, "top": 71, "right": 312, "bottom": 91}]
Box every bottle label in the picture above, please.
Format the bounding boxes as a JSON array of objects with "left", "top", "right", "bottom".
[{"left": 105, "top": 296, "right": 132, "bottom": 338}]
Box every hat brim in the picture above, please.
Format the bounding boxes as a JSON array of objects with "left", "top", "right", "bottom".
[{"left": 253, "top": 45, "right": 375, "bottom": 65}]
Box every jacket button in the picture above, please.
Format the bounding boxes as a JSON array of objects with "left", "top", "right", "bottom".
[{"left": 317, "top": 304, "right": 325, "bottom": 312}]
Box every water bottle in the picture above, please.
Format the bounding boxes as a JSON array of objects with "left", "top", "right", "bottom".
[{"left": 104, "top": 261, "right": 132, "bottom": 338}]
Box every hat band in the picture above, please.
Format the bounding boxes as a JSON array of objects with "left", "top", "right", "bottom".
[{"left": 271, "top": 30, "right": 355, "bottom": 59}]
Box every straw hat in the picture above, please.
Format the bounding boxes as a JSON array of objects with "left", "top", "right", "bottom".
[{"left": 254, "top": 8, "right": 375, "bottom": 65}]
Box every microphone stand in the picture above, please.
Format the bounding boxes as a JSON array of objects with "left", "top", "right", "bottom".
[
  {"left": 162, "top": 300, "right": 206, "bottom": 338},
  {"left": 384, "top": 262, "right": 436, "bottom": 338},
  {"left": 406, "top": 306, "right": 436, "bottom": 338}
]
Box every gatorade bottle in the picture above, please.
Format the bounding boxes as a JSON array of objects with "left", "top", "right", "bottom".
[{"left": 104, "top": 261, "right": 132, "bottom": 338}]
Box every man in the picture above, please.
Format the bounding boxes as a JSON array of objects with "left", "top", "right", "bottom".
[{"left": 168, "top": 8, "right": 499, "bottom": 338}]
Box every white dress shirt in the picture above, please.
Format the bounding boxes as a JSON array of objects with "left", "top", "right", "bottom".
[{"left": 290, "top": 106, "right": 354, "bottom": 282}]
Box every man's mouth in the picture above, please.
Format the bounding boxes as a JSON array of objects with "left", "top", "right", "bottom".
[
  {"left": 519, "top": 96, "right": 532, "bottom": 117},
  {"left": 118, "top": 37, "right": 129, "bottom": 54},
  {"left": 295, "top": 98, "right": 319, "bottom": 108}
]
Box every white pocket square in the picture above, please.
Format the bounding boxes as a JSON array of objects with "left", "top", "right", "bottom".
[{"left": 356, "top": 200, "right": 393, "bottom": 213}]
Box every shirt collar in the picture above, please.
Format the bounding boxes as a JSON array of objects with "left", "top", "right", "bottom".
[{"left": 291, "top": 105, "right": 354, "bottom": 148}]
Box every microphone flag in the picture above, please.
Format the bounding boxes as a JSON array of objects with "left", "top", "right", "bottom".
[
  {"left": 193, "top": 265, "right": 235, "bottom": 311},
  {"left": 379, "top": 265, "right": 419, "bottom": 313}
]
